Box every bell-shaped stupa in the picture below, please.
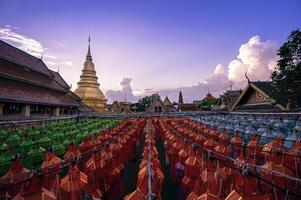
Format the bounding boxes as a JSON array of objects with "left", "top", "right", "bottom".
[{"left": 75, "top": 37, "right": 106, "bottom": 113}]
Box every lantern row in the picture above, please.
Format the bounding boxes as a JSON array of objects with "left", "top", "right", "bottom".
[
  {"left": 170, "top": 117, "right": 301, "bottom": 182},
  {"left": 0, "top": 118, "right": 146, "bottom": 200},
  {"left": 124, "top": 119, "right": 164, "bottom": 200},
  {"left": 153, "top": 117, "right": 301, "bottom": 200}
]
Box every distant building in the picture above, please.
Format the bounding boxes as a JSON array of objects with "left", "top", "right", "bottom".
[
  {"left": 110, "top": 101, "right": 132, "bottom": 114},
  {"left": 177, "top": 91, "right": 198, "bottom": 111},
  {"left": 202, "top": 92, "right": 216, "bottom": 101},
  {"left": 178, "top": 103, "right": 198, "bottom": 112},
  {"left": 163, "top": 96, "right": 175, "bottom": 112},
  {"left": 178, "top": 91, "right": 184, "bottom": 104},
  {"left": 146, "top": 94, "right": 175, "bottom": 113},
  {"left": 74, "top": 37, "right": 106, "bottom": 113},
  {"left": 231, "top": 81, "right": 287, "bottom": 112},
  {"left": 0, "top": 40, "right": 88, "bottom": 118},
  {"left": 215, "top": 90, "right": 241, "bottom": 111}
]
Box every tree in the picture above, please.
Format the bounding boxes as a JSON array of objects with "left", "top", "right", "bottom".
[
  {"left": 198, "top": 99, "right": 218, "bottom": 111},
  {"left": 271, "top": 29, "right": 301, "bottom": 109},
  {"left": 136, "top": 96, "right": 152, "bottom": 112}
]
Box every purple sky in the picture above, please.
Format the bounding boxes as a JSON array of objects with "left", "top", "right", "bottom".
[{"left": 0, "top": 0, "right": 300, "bottom": 102}]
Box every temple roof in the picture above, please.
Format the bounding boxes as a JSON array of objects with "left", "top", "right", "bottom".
[
  {"left": 231, "top": 81, "right": 286, "bottom": 111},
  {"left": 178, "top": 103, "right": 197, "bottom": 111},
  {"left": 0, "top": 40, "right": 82, "bottom": 107},
  {"left": 0, "top": 78, "right": 81, "bottom": 106},
  {"left": 0, "top": 40, "right": 52, "bottom": 76},
  {"left": 163, "top": 96, "right": 172, "bottom": 106},
  {"left": 50, "top": 70, "right": 70, "bottom": 90},
  {"left": 202, "top": 92, "right": 216, "bottom": 101}
]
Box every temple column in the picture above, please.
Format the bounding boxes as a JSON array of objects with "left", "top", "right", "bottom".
[
  {"left": 0, "top": 103, "right": 4, "bottom": 117},
  {"left": 54, "top": 107, "right": 60, "bottom": 117},
  {"left": 21, "top": 104, "right": 30, "bottom": 117}
]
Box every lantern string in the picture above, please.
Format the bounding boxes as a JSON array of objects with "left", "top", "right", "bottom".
[
  {"left": 164, "top": 120, "right": 301, "bottom": 182},
  {"left": 160, "top": 118, "right": 301, "bottom": 198},
  {"left": 0, "top": 119, "right": 140, "bottom": 191}
]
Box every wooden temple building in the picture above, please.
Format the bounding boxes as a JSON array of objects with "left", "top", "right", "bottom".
[
  {"left": 202, "top": 92, "right": 216, "bottom": 101},
  {"left": 177, "top": 91, "right": 198, "bottom": 111},
  {"left": 74, "top": 37, "right": 106, "bottom": 113},
  {"left": 146, "top": 94, "right": 176, "bottom": 113},
  {"left": 215, "top": 90, "right": 241, "bottom": 111},
  {"left": 110, "top": 101, "right": 132, "bottom": 114},
  {"left": 231, "top": 81, "right": 289, "bottom": 112},
  {"left": 0, "top": 40, "right": 89, "bottom": 119}
]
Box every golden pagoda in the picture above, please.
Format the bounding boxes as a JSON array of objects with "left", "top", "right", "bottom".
[{"left": 75, "top": 37, "right": 106, "bottom": 113}]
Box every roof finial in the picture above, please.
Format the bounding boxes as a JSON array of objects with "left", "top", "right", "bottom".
[
  {"left": 245, "top": 72, "right": 251, "bottom": 84},
  {"left": 87, "top": 35, "right": 92, "bottom": 58}
]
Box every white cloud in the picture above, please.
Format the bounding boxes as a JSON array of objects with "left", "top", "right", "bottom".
[
  {"left": 0, "top": 25, "right": 72, "bottom": 71},
  {"left": 43, "top": 54, "right": 57, "bottom": 59},
  {"left": 135, "top": 36, "right": 278, "bottom": 103},
  {"left": 106, "top": 77, "right": 139, "bottom": 103},
  {"left": 214, "top": 63, "right": 225, "bottom": 75},
  {"left": 4, "top": 25, "right": 19, "bottom": 30},
  {"left": 0, "top": 26, "right": 44, "bottom": 57},
  {"left": 228, "top": 35, "right": 277, "bottom": 85},
  {"left": 60, "top": 61, "right": 73, "bottom": 67}
]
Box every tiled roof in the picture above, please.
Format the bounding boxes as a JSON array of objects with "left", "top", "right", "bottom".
[
  {"left": 0, "top": 59, "right": 64, "bottom": 92},
  {"left": 163, "top": 96, "right": 172, "bottom": 106},
  {"left": 0, "top": 77, "right": 81, "bottom": 106},
  {"left": 178, "top": 103, "right": 197, "bottom": 111},
  {"left": 0, "top": 40, "right": 52, "bottom": 76},
  {"left": 251, "top": 81, "right": 287, "bottom": 107},
  {"left": 0, "top": 40, "right": 83, "bottom": 108},
  {"left": 50, "top": 70, "right": 70, "bottom": 89}
]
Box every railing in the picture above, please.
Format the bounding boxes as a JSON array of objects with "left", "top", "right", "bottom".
[{"left": 1, "top": 111, "right": 300, "bottom": 129}]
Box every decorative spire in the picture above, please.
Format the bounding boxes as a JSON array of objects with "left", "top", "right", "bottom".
[
  {"left": 178, "top": 90, "right": 183, "bottom": 104},
  {"left": 87, "top": 35, "right": 92, "bottom": 59}
]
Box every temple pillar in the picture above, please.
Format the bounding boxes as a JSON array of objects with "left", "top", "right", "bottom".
[
  {"left": 0, "top": 103, "right": 4, "bottom": 117},
  {"left": 21, "top": 104, "right": 30, "bottom": 117},
  {"left": 54, "top": 107, "right": 60, "bottom": 117}
]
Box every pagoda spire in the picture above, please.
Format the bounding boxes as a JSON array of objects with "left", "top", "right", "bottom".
[
  {"left": 86, "top": 35, "right": 92, "bottom": 59},
  {"left": 75, "top": 36, "right": 106, "bottom": 113},
  {"left": 178, "top": 90, "right": 183, "bottom": 104}
]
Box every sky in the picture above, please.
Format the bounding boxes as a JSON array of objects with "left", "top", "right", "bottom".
[{"left": 0, "top": 0, "right": 300, "bottom": 103}]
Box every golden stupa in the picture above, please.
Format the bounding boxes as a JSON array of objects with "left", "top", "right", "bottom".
[{"left": 75, "top": 37, "right": 106, "bottom": 113}]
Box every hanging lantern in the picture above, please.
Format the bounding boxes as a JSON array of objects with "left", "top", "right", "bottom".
[
  {"left": 41, "top": 150, "right": 62, "bottom": 191},
  {"left": 230, "top": 132, "right": 243, "bottom": 158},
  {"left": 60, "top": 164, "right": 88, "bottom": 200},
  {"left": 246, "top": 135, "right": 262, "bottom": 164},
  {"left": 79, "top": 138, "right": 94, "bottom": 165},
  {"left": 182, "top": 175, "right": 195, "bottom": 196},
  {"left": 1, "top": 156, "right": 30, "bottom": 198},
  {"left": 262, "top": 137, "right": 284, "bottom": 164},
  {"left": 260, "top": 161, "right": 294, "bottom": 199},
  {"left": 185, "top": 156, "right": 202, "bottom": 178},
  {"left": 63, "top": 143, "right": 80, "bottom": 161},
  {"left": 284, "top": 139, "right": 301, "bottom": 180}
]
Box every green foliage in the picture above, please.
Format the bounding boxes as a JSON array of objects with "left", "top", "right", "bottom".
[
  {"left": 136, "top": 96, "right": 152, "bottom": 112},
  {"left": 0, "top": 118, "right": 121, "bottom": 173},
  {"left": 271, "top": 29, "right": 301, "bottom": 108},
  {"left": 198, "top": 99, "right": 218, "bottom": 111}
]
